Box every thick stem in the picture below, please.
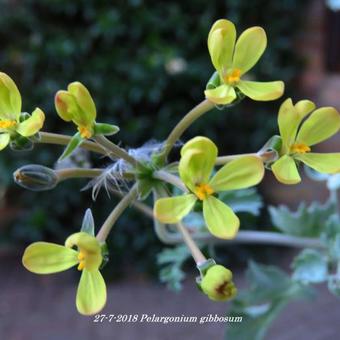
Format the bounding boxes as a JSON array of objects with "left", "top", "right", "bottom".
[
  {"left": 39, "top": 132, "right": 106, "bottom": 155},
  {"left": 176, "top": 222, "right": 206, "bottom": 264},
  {"left": 112, "top": 189, "right": 154, "bottom": 218},
  {"left": 154, "top": 229, "right": 324, "bottom": 248},
  {"left": 96, "top": 184, "right": 139, "bottom": 242},
  {"left": 215, "top": 151, "right": 277, "bottom": 165},
  {"left": 56, "top": 168, "right": 103, "bottom": 181},
  {"left": 153, "top": 170, "right": 188, "bottom": 192},
  {"left": 93, "top": 135, "right": 139, "bottom": 167},
  {"left": 160, "top": 99, "right": 215, "bottom": 162}
]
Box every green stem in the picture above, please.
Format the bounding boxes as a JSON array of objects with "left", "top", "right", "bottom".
[
  {"left": 96, "top": 184, "right": 139, "bottom": 242},
  {"left": 153, "top": 170, "right": 188, "bottom": 192},
  {"left": 160, "top": 99, "right": 215, "bottom": 162},
  {"left": 39, "top": 132, "right": 106, "bottom": 155},
  {"left": 177, "top": 222, "right": 207, "bottom": 264},
  {"left": 56, "top": 168, "right": 103, "bottom": 181},
  {"left": 215, "top": 150, "right": 276, "bottom": 165},
  {"left": 93, "top": 135, "right": 139, "bottom": 167},
  {"left": 112, "top": 189, "right": 154, "bottom": 218}
]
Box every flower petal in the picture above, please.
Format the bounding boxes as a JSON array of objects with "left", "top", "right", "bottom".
[
  {"left": 204, "top": 84, "right": 236, "bottom": 105},
  {"left": 237, "top": 80, "right": 284, "bottom": 101},
  {"left": 76, "top": 270, "right": 106, "bottom": 315},
  {"left": 0, "top": 133, "right": 10, "bottom": 151},
  {"left": 277, "top": 98, "right": 300, "bottom": 153},
  {"left": 0, "top": 72, "right": 21, "bottom": 120},
  {"left": 68, "top": 82, "right": 97, "bottom": 123},
  {"left": 208, "top": 19, "right": 236, "bottom": 71},
  {"left": 22, "top": 242, "right": 78, "bottom": 274},
  {"left": 271, "top": 155, "right": 301, "bottom": 184},
  {"left": 154, "top": 194, "right": 197, "bottom": 224},
  {"left": 203, "top": 196, "right": 239, "bottom": 239},
  {"left": 296, "top": 153, "right": 340, "bottom": 174},
  {"left": 295, "top": 99, "right": 316, "bottom": 118},
  {"left": 16, "top": 108, "right": 45, "bottom": 137},
  {"left": 55, "top": 90, "right": 75, "bottom": 122},
  {"left": 232, "top": 27, "right": 267, "bottom": 74},
  {"left": 296, "top": 107, "right": 340, "bottom": 146},
  {"left": 209, "top": 156, "right": 264, "bottom": 192},
  {"left": 179, "top": 136, "right": 217, "bottom": 189}
]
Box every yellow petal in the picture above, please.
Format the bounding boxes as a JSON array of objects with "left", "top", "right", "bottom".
[
  {"left": 179, "top": 136, "right": 217, "bottom": 189},
  {"left": 207, "top": 19, "right": 236, "bottom": 71},
  {"left": 296, "top": 107, "right": 340, "bottom": 146},
  {"left": 68, "top": 82, "right": 97, "bottom": 123},
  {"left": 271, "top": 155, "right": 301, "bottom": 184},
  {"left": 277, "top": 98, "right": 300, "bottom": 153},
  {"left": 296, "top": 153, "right": 340, "bottom": 174},
  {"left": 237, "top": 80, "right": 284, "bottom": 101},
  {"left": 204, "top": 84, "right": 236, "bottom": 105},
  {"left": 76, "top": 270, "right": 106, "bottom": 315},
  {"left": 22, "top": 242, "right": 78, "bottom": 274},
  {"left": 295, "top": 99, "right": 316, "bottom": 118},
  {"left": 232, "top": 27, "right": 267, "bottom": 74},
  {"left": 16, "top": 108, "right": 45, "bottom": 137},
  {"left": 209, "top": 156, "right": 264, "bottom": 192},
  {"left": 0, "top": 133, "right": 10, "bottom": 151},
  {"left": 203, "top": 196, "right": 239, "bottom": 239},
  {"left": 154, "top": 194, "right": 197, "bottom": 224},
  {"left": 0, "top": 72, "right": 22, "bottom": 120},
  {"left": 55, "top": 90, "right": 76, "bottom": 122}
]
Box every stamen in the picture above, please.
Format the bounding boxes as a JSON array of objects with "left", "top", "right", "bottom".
[
  {"left": 77, "top": 251, "right": 86, "bottom": 271},
  {"left": 0, "top": 120, "right": 16, "bottom": 129},
  {"left": 290, "top": 143, "right": 311, "bottom": 154},
  {"left": 78, "top": 126, "right": 92, "bottom": 139},
  {"left": 223, "top": 68, "right": 241, "bottom": 85},
  {"left": 195, "top": 183, "right": 214, "bottom": 201},
  {"left": 77, "top": 261, "right": 85, "bottom": 271}
]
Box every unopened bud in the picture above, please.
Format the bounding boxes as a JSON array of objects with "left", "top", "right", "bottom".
[
  {"left": 200, "top": 264, "right": 237, "bottom": 301},
  {"left": 14, "top": 164, "right": 58, "bottom": 191}
]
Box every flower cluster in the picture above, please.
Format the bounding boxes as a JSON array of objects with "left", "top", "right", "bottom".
[
  {"left": 0, "top": 17, "right": 337, "bottom": 315},
  {"left": 0, "top": 73, "right": 45, "bottom": 151},
  {"left": 154, "top": 137, "right": 264, "bottom": 239},
  {"left": 205, "top": 19, "right": 284, "bottom": 105}
]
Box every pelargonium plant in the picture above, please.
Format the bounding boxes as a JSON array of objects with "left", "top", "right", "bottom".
[{"left": 2, "top": 19, "right": 339, "bottom": 316}]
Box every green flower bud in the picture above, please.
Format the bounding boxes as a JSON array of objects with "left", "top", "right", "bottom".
[
  {"left": 200, "top": 265, "right": 237, "bottom": 301},
  {"left": 14, "top": 164, "right": 58, "bottom": 191}
]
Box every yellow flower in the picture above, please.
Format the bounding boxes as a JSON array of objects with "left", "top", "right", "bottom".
[
  {"left": 272, "top": 98, "right": 340, "bottom": 184},
  {"left": 22, "top": 232, "right": 106, "bottom": 315},
  {"left": 0, "top": 72, "right": 45, "bottom": 151},
  {"left": 154, "top": 137, "right": 264, "bottom": 239},
  {"left": 55, "top": 82, "right": 97, "bottom": 139},
  {"left": 200, "top": 265, "right": 237, "bottom": 301},
  {"left": 205, "top": 19, "right": 284, "bottom": 105},
  {"left": 55, "top": 81, "right": 119, "bottom": 160}
]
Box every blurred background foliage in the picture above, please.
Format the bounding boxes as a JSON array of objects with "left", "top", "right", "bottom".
[{"left": 0, "top": 0, "right": 308, "bottom": 276}]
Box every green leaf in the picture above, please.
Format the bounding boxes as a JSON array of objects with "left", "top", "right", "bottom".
[
  {"left": 269, "top": 199, "right": 336, "bottom": 237},
  {"left": 81, "top": 209, "right": 95, "bottom": 236},
  {"left": 58, "top": 132, "right": 83, "bottom": 161},
  {"left": 218, "top": 188, "right": 263, "bottom": 216},
  {"left": 328, "top": 275, "right": 340, "bottom": 297},
  {"left": 157, "top": 245, "right": 192, "bottom": 292},
  {"left": 94, "top": 122, "right": 120, "bottom": 136},
  {"left": 206, "top": 71, "right": 221, "bottom": 90},
  {"left": 292, "top": 249, "right": 328, "bottom": 284},
  {"left": 226, "top": 261, "right": 314, "bottom": 340},
  {"left": 321, "top": 214, "right": 340, "bottom": 260}
]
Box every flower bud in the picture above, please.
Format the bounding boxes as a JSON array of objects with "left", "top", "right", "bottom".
[
  {"left": 200, "top": 265, "right": 237, "bottom": 301},
  {"left": 14, "top": 164, "right": 58, "bottom": 191}
]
